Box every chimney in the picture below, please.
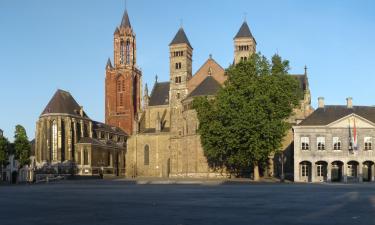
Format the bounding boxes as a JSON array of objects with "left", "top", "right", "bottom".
[
  {"left": 346, "top": 97, "right": 353, "bottom": 108},
  {"left": 318, "top": 97, "right": 324, "bottom": 108}
]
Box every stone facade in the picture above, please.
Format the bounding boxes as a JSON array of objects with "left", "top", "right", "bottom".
[
  {"left": 111, "top": 11, "right": 313, "bottom": 178},
  {"left": 294, "top": 98, "right": 375, "bottom": 182},
  {"left": 34, "top": 90, "right": 126, "bottom": 176}
]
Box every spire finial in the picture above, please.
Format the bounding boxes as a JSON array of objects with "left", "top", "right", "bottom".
[
  {"left": 243, "top": 12, "right": 247, "bottom": 22},
  {"left": 180, "top": 19, "right": 183, "bottom": 28},
  {"left": 155, "top": 74, "right": 158, "bottom": 83},
  {"left": 304, "top": 65, "right": 308, "bottom": 75},
  {"left": 144, "top": 83, "right": 148, "bottom": 96}
]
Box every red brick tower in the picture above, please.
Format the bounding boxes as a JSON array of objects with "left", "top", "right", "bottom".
[{"left": 105, "top": 10, "right": 142, "bottom": 135}]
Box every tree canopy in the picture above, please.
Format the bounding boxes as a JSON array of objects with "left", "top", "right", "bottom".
[
  {"left": 14, "top": 125, "right": 31, "bottom": 167},
  {"left": 193, "top": 53, "right": 302, "bottom": 179},
  {"left": 0, "top": 135, "right": 10, "bottom": 168}
]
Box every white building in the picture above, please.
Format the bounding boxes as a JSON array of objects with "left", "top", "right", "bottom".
[{"left": 293, "top": 97, "right": 375, "bottom": 182}]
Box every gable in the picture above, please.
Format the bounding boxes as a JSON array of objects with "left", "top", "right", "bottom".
[
  {"left": 188, "top": 57, "right": 225, "bottom": 92},
  {"left": 328, "top": 114, "right": 375, "bottom": 128}
]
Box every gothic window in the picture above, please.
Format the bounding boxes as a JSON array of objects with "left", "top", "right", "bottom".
[
  {"left": 144, "top": 145, "right": 149, "bottom": 165},
  {"left": 83, "top": 123, "right": 88, "bottom": 137},
  {"left": 365, "top": 137, "right": 372, "bottom": 150},
  {"left": 52, "top": 120, "right": 58, "bottom": 161},
  {"left": 126, "top": 39, "right": 130, "bottom": 65},
  {"left": 120, "top": 40, "right": 125, "bottom": 64},
  {"left": 122, "top": 80, "right": 125, "bottom": 91},
  {"left": 317, "top": 137, "right": 325, "bottom": 150},
  {"left": 117, "top": 80, "right": 121, "bottom": 91},
  {"left": 77, "top": 150, "right": 81, "bottom": 164},
  {"left": 333, "top": 137, "right": 341, "bottom": 150},
  {"left": 301, "top": 137, "right": 309, "bottom": 150},
  {"left": 83, "top": 148, "right": 89, "bottom": 165}
]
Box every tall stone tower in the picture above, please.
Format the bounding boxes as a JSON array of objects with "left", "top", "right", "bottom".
[
  {"left": 169, "top": 27, "right": 193, "bottom": 135},
  {"left": 234, "top": 21, "right": 256, "bottom": 64},
  {"left": 105, "top": 10, "right": 142, "bottom": 135}
]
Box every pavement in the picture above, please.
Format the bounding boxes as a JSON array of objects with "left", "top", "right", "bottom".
[{"left": 1, "top": 179, "right": 375, "bottom": 225}]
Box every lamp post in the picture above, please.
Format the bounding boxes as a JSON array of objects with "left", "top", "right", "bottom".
[{"left": 279, "top": 153, "right": 287, "bottom": 182}]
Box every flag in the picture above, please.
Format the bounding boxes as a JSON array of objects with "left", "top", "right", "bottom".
[{"left": 348, "top": 119, "right": 352, "bottom": 150}]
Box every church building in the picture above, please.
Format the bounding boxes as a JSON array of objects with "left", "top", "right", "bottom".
[
  {"left": 34, "top": 89, "right": 127, "bottom": 176},
  {"left": 104, "top": 10, "right": 313, "bottom": 178}
]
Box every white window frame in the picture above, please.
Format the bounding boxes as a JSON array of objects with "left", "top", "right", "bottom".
[
  {"left": 317, "top": 164, "right": 323, "bottom": 177},
  {"left": 301, "top": 137, "right": 309, "bottom": 150},
  {"left": 333, "top": 137, "right": 341, "bottom": 150},
  {"left": 364, "top": 137, "right": 372, "bottom": 150},
  {"left": 317, "top": 137, "right": 325, "bottom": 150}
]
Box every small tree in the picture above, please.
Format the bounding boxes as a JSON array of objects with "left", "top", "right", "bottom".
[
  {"left": 193, "top": 53, "right": 302, "bottom": 180},
  {"left": 14, "top": 125, "right": 31, "bottom": 168}
]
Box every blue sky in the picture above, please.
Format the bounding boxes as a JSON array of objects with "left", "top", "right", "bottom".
[{"left": 1, "top": 0, "right": 375, "bottom": 140}]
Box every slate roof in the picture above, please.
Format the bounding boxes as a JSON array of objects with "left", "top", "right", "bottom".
[
  {"left": 170, "top": 28, "right": 192, "bottom": 49},
  {"left": 149, "top": 82, "right": 170, "bottom": 106},
  {"left": 188, "top": 76, "right": 221, "bottom": 98},
  {"left": 41, "top": 89, "right": 89, "bottom": 118},
  {"left": 290, "top": 74, "right": 308, "bottom": 92},
  {"left": 93, "top": 121, "right": 127, "bottom": 136},
  {"left": 298, "top": 106, "right": 375, "bottom": 126},
  {"left": 234, "top": 21, "right": 255, "bottom": 40},
  {"left": 120, "top": 10, "right": 131, "bottom": 28}
]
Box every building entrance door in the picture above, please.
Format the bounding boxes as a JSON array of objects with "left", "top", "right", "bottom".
[
  {"left": 316, "top": 164, "right": 326, "bottom": 182},
  {"left": 300, "top": 162, "right": 310, "bottom": 182},
  {"left": 331, "top": 161, "right": 343, "bottom": 182},
  {"left": 363, "top": 164, "right": 370, "bottom": 181}
]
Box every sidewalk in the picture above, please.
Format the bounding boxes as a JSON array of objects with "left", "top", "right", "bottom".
[{"left": 112, "top": 176, "right": 289, "bottom": 185}]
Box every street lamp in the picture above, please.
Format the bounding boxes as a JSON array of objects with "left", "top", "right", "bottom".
[{"left": 278, "top": 153, "right": 287, "bottom": 182}]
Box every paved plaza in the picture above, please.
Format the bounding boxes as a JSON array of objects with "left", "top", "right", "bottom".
[{"left": 1, "top": 180, "right": 375, "bottom": 225}]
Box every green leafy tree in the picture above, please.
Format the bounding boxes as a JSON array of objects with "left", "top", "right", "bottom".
[
  {"left": 0, "top": 135, "right": 10, "bottom": 174},
  {"left": 193, "top": 53, "right": 302, "bottom": 180},
  {"left": 14, "top": 125, "right": 31, "bottom": 168}
]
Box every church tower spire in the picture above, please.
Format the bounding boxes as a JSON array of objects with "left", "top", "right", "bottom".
[
  {"left": 169, "top": 26, "right": 193, "bottom": 135},
  {"left": 105, "top": 9, "right": 142, "bottom": 135},
  {"left": 234, "top": 20, "right": 256, "bottom": 64}
]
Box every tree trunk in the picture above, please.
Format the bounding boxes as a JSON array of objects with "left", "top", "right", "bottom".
[{"left": 253, "top": 162, "right": 260, "bottom": 181}]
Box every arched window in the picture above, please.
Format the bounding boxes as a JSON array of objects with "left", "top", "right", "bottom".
[
  {"left": 144, "top": 145, "right": 149, "bottom": 165},
  {"left": 126, "top": 39, "right": 130, "bottom": 65},
  {"left": 120, "top": 40, "right": 125, "bottom": 64},
  {"left": 52, "top": 120, "right": 58, "bottom": 161}
]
